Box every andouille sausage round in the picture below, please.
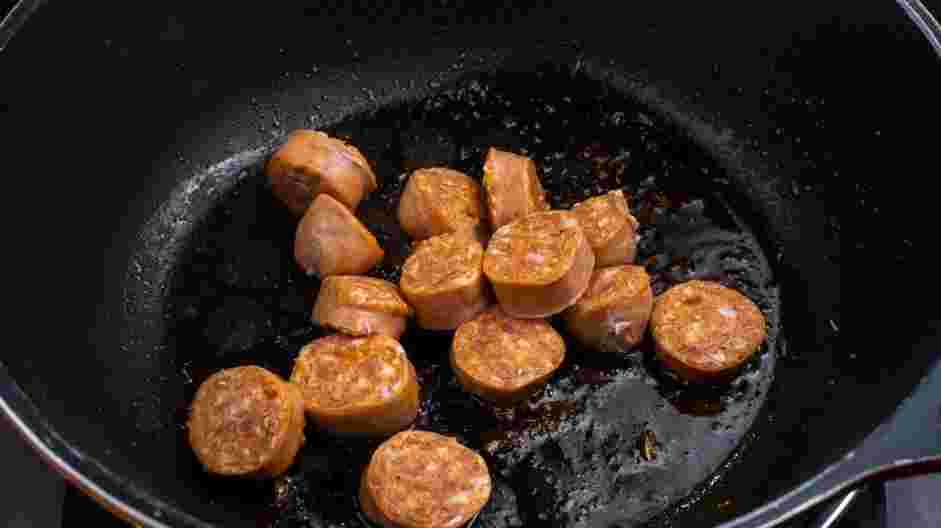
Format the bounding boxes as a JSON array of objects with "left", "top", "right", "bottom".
[
  {"left": 290, "top": 335, "right": 420, "bottom": 436},
  {"left": 360, "top": 431, "right": 492, "bottom": 528},
  {"left": 399, "top": 230, "right": 490, "bottom": 330},
  {"left": 397, "top": 168, "right": 486, "bottom": 241},
  {"left": 266, "top": 129, "right": 378, "bottom": 216},
  {"left": 482, "top": 211, "right": 595, "bottom": 318},
  {"left": 651, "top": 280, "right": 767, "bottom": 381},
  {"left": 294, "top": 193, "right": 384, "bottom": 277},
  {"left": 482, "top": 147, "right": 549, "bottom": 230},
  {"left": 564, "top": 265, "right": 653, "bottom": 353},
  {"left": 312, "top": 276, "right": 413, "bottom": 339},
  {"left": 187, "top": 366, "right": 305, "bottom": 479},
  {"left": 451, "top": 306, "right": 566, "bottom": 403},
  {"left": 571, "top": 190, "right": 639, "bottom": 267}
]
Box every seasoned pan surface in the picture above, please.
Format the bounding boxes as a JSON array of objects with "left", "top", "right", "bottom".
[{"left": 157, "top": 65, "right": 780, "bottom": 527}]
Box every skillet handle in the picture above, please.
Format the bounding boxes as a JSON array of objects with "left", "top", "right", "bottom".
[
  {"left": 720, "top": 357, "right": 941, "bottom": 528},
  {"left": 809, "top": 488, "right": 861, "bottom": 528}
]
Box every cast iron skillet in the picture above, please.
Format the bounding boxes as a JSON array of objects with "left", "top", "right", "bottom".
[{"left": 1, "top": 1, "right": 940, "bottom": 527}]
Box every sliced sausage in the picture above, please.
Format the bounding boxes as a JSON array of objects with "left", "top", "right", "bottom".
[
  {"left": 266, "top": 129, "right": 378, "bottom": 216},
  {"left": 651, "top": 280, "right": 767, "bottom": 381},
  {"left": 571, "top": 190, "right": 639, "bottom": 267},
  {"left": 312, "top": 276, "right": 413, "bottom": 339},
  {"left": 397, "top": 167, "right": 486, "bottom": 241},
  {"left": 564, "top": 265, "right": 653, "bottom": 353},
  {"left": 483, "top": 211, "right": 595, "bottom": 318},
  {"left": 360, "top": 431, "right": 491, "bottom": 528},
  {"left": 187, "top": 366, "right": 305, "bottom": 479},
  {"left": 482, "top": 147, "right": 549, "bottom": 230},
  {"left": 451, "top": 306, "right": 566, "bottom": 403},
  {"left": 290, "top": 335, "right": 419, "bottom": 436},
  {"left": 399, "top": 231, "right": 490, "bottom": 330},
  {"left": 294, "top": 193, "right": 384, "bottom": 277}
]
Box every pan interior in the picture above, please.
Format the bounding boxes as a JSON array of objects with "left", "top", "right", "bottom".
[{"left": 154, "top": 64, "right": 780, "bottom": 527}]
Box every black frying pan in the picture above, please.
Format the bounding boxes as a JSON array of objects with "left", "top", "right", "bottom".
[{"left": 1, "top": 1, "right": 940, "bottom": 527}]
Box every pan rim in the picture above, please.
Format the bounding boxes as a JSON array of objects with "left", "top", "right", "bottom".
[
  {"left": 0, "top": 363, "right": 199, "bottom": 528},
  {"left": 897, "top": 0, "right": 941, "bottom": 56},
  {"left": 0, "top": 2, "right": 938, "bottom": 527}
]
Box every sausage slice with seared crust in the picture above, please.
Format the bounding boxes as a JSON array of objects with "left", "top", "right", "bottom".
[
  {"left": 312, "top": 276, "right": 413, "bottom": 339},
  {"left": 451, "top": 306, "right": 565, "bottom": 403},
  {"left": 294, "top": 194, "right": 383, "bottom": 277},
  {"left": 187, "top": 366, "right": 305, "bottom": 479},
  {"left": 571, "top": 190, "right": 639, "bottom": 267},
  {"left": 483, "top": 211, "right": 594, "bottom": 318},
  {"left": 482, "top": 147, "right": 549, "bottom": 230},
  {"left": 565, "top": 265, "right": 653, "bottom": 353},
  {"left": 400, "top": 231, "right": 490, "bottom": 330},
  {"left": 651, "top": 280, "right": 767, "bottom": 381},
  {"left": 360, "top": 431, "right": 491, "bottom": 528},
  {"left": 290, "top": 335, "right": 419, "bottom": 436},
  {"left": 397, "top": 167, "right": 486, "bottom": 241},
  {"left": 266, "top": 129, "right": 377, "bottom": 216}
]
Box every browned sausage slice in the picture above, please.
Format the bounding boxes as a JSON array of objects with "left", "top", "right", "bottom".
[
  {"left": 187, "top": 366, "right": 305, "bottom": 479},
  {"left": 360, "top": 431, "right": 491, "bottom": 528},
  {"left": 312, "top": 276, "right": 413, "bottom": 339},
  {"left": 399, "top": 231, "right": 490, "bottom": 330},
  {"left": 651, "top": 280, "right": 767, "bottom": 381},
  {"left": 397, "top": 167, "right": 486, "bottom": 241},
  {"left": 266, "top": 130, "right": 378, "bottom": 216},
  {"left": 571, "top": 190, "right": 639, "bottom": 267},
  {"left": 564, "top": 265, "right": 653, "bottom": 352},
  {"left": 451, "top": 306, "right": 565, "bottom": 403},
  {"left": 294, "top": 194, "right": 384, "bottom": 277},
  {"left": 290, "top": 335, "right": 419, "bottom": 436},
  {"left": 483, "top": 211, "right": 595, "bottom": 318},
  {"left": 482, "top": 147, "right": 549, "bottom": 230}
]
